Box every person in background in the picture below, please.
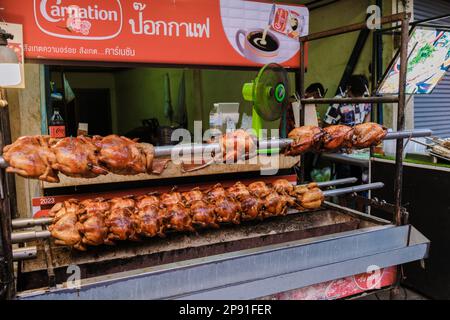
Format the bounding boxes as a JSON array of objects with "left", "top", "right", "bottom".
[
  {"left": 323, "top": 74, "right": 372, "bottom": 210},
  {"left": 323, "top": 74, "right": 371, "bottom": 127},
  {"left": 281, "top": 82, "right": 326, "bottom": 134}
]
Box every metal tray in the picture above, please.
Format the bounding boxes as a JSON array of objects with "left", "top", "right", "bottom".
[{"left": 16, "top": 203, "right": 429, "bottom": 300}]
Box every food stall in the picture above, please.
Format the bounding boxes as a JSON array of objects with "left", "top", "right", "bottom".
[{"left": 0, "top": 0, "right": 430, "bottom": 300}]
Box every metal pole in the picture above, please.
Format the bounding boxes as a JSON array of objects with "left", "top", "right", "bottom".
[
  {"left": 12, "top": 217, "right": 53, "bottom": 230},
  {"left": 303, "top": 96, "right": 399, "bottom": 104},
  {"left": 11, "top": 230, "right": 51, "bottom": 244},
  {"left": 322, "top": 182, "right": 384, "bottom": 197},
  {"left": 0, "top": 104, "right": 14, "bottom": 300},
  {"left": 299, "top": 13, "right": 408, "bottom": 42},
  {"left": 0, "top": 129, "right": 432, "bottom": 166},
  {"left": 394, "top": 16, "right": 410, "bottom": 226},
  {"left": 298, "top": 40, "right": 306, "bottom": 183},
  {"left": 13, "top": 247, "right": 37, "bottom": 261}
]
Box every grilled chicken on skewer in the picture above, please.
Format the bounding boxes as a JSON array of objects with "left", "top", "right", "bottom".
[
  {"left": 47, "top": 179, "right": 326, "bottom": 250},
  {"left": 322, "top": 125, "right": 355, "bottom": 151},
  {"left": 164, "top": 203, "right": 195, "bottom": 232},
  {"left": 160, "top": 190, "right": 183, "bottom": 207},
  {"left": 227, "top": 181, "right": 251, "bottom": 200},
  {"left": 214, "top": 196, "right": 241, "bottom": 224},
  {"left": 2, "top": 136, "right": 59, "bottom": 182},
  {"left": 219, "top": 129, "right": 257, "bottom": 163},
  {"left": 248, "top": 181, "right": 271, "bottom": 198},
  {"left": 50, "top": 136, "right": 107, "bottom": 178},
  {"left": 106, "top": 207, "right": 139, "bottom": 242},
  {"left": 182, "top": 187, "right": 204, "bottom": 205},
  {"left": 285, "top": 126, "right": 325, "bottom": 156},
  {"left": 94, "top": 135, "right": 154, "bottom": 175},
  {"left": 352, "top": 123, "right": 388, "bottom": 148},
  {"left": 239, "top": 195, "right": 264, "bottom": 221},
  {"left": 48, "top": 200, "right": 84, "bottom": 250},
  {"left": 135, "top": 205, "right": 164, "bottom": 238},
  {"left": 136, "top": 194, "right": 160, "bottom": 209},
  {"left": 77, "top": 198, "right": 110, "bottom": 246},
  {"left": 205, "top": 183, "right": 227, "bottom": 201},
  {"left": 190, "top": 200, "right": 218, "bottom": 229}
]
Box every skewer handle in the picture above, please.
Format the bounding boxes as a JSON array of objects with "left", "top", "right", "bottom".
[
  {"left": 323, "top": 182, "right": 384, "bottom": 197},
  {"left": 11, "top": 230, "right": 51, "bottom": 244},
  {"left": 12, "top": 217, "right": 53, "bottom": 229},
  {"left": 13, "top": 247, "right": 37, "bottom": 261}
]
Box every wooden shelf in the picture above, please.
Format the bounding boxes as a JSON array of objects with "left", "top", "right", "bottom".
[{"left": 42, "top": 155, "right": 300, "bottom": 189}]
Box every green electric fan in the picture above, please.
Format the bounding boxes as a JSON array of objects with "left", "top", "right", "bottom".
[{"left": 242, "top": 63, "right": 290, "bottom": 142}]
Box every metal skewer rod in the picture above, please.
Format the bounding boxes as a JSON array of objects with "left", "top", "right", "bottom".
[
  {"left": 322, "top": 182, "right": 384, "bottom": 197},
  {"left": 0, "top": 129, "right": 434, "bottom": 167},
  {"left": 12, "top": 217, "right": 53, "bottom": 229},
  {"left": 13, "top": 247, "right": 37, "bottom": 261},
  {"left": 10, "top": 182, "right": 384, "bottom": 244},
  {"left": 314, "top": 177, "right": 358, "bottom": 188},
  {"left": 9, "top": 178, "right": 359, "bottom": 229},
  {"left": 11, "top": 230, "right": 51, "bottom": 244}
]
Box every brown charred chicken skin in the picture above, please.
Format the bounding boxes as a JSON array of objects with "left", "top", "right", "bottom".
[{"left": 3, "top": 136, "right": 59, "bottom": 183}]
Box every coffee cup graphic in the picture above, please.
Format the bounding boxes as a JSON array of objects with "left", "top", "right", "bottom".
[{"left": 235, "top": 28, "right": 280, "bottom": 64}]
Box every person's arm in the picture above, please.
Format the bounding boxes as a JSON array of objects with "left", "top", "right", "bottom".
[{"left": 363, "top": 104, "right": 372, "bottom": 123}]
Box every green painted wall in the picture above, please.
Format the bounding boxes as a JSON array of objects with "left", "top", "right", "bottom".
[{"left": 304, "top": 0, "right": 394, "bottom": 119}]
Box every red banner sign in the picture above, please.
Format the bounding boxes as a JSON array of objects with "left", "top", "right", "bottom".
[{"left": 2, "top": 0, "right": 308, "bottom": 68}]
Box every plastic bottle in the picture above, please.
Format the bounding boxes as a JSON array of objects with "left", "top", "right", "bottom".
[
  {"left": 208, "top": 103, "right": 222, "bottom": 141},
  {"left": 49, "top": 108, "right": 66, "bottom": 138}
]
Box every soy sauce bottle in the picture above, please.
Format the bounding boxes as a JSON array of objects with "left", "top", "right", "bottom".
[{"left": 49, "top": 108, "right": 66, "bottom": 138}]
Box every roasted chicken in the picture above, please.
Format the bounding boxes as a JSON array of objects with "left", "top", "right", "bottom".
[
  {"left": 239, "top": 195, "right": 263, "bottom": 221},
  {"left": 219, "top": 129, "right": 257, "bottom": 163},
  {"left": 294, "top": 183, "right": 324, "bottom": 210},
  {"left": 322, "top": 125, "right": 355, "bottom": 151},
  {"left": 48, "top": 180, "right": 327, "bottom": 250},
  {"left": 262, "top": 192, "right": 289, "bottom": 218},
  {"left": 50, "top": 136, "right": 107, "bottom": 178},
  {"left": 160, "top": 191, "right": 183, "bottom": 207},
  {"left": 94, "top": 135, "right": 153, "bottom": 175},
  {"left": 248, "top": 181, "right": 271, "bottom": 198},
  {"left": 77, "top": 201, "right": 110, "bottom": 247},
  {"left": 272, "top": 179, "right": 294, "bottom": 195},
  {"left": 182, "top": 187, "right": 204, "bottom": 205},
  {"left": 353, "top": 123, "right": 388, "bottom": 148},
  {"left": 164, "top": 203, "right": 195, "bottom": 232},
  {"left": 205, "top": 183, "right": 227, "bottom": 201},
  {"left": 2, "top": 136, "right": 59, "bottom": 183},
  {"left": 214, "top": 196, "right": 241, "bottom": 224},
  {"left": 227, "top": 182, "right": 250, "bottom": 200},
  {"left": 105, "top": 207, "right": 139, "bottom": 242},
  {"left": 190, "top": 200, "right": 218, "bottom": 229},
  {"left": 285, "top": 126, "right": 325, "bottom": 156},
  {"left": 135, "top": 205, "right": 164, "bottom": 238},
  {"left": 48, "top": 200, "right": 84, "bottom": 250},
  {"left": 136, "top": 194, "right": 160, "bottom": 209}
]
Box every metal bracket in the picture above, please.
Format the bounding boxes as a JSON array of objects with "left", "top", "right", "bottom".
[
  {"left": 344, "top": 193, "right": 409, "bottom": 221},
  {"left": 41, "top": 225, "right": 56, "bottom": 289}
]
